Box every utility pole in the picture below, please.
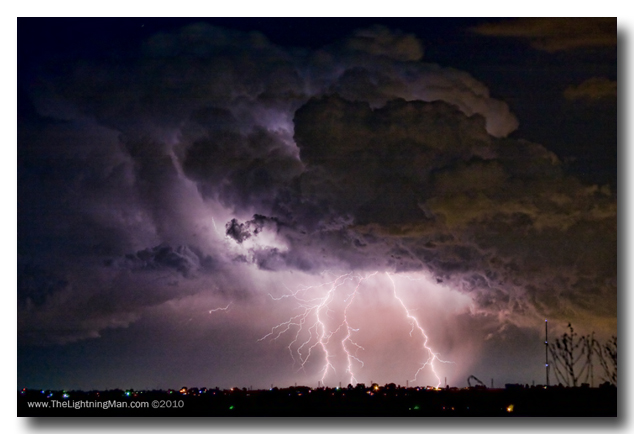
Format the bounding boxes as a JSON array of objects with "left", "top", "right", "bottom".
[{"left": 545, "top": 319, "right": 550, "bottom": 387}]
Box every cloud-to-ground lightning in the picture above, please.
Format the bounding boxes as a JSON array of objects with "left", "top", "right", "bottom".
[
  {"left": 385, "top": 272, "right": 452, "bottom": 388},
  {"left": 260, "top": 271, "right": 451, "bottom": 387},
  {"left": 258, "top": 273, "right": 357, "bottom": 383},
  {"left": 337, "top": 271, "right": 377, "bottom": 386}
]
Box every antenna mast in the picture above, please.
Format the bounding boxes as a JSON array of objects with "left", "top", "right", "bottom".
[{"left": 545, "top": 319, "right": 550, "bottom": 387}]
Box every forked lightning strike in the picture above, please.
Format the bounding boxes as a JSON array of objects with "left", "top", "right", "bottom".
[
  {"left": 338, "top": 271, "right": 377, "bottom": 385},
  {"left": 258, "top": 273, "right": 356, "bottom": 382},
  {"left": 260, "top": 271, "right": 451, "bottom": 387},
  {"left": 386, "top": 272, "right": 452, "bottom": 388}
]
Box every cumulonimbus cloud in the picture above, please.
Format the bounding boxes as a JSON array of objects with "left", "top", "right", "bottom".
[{"left": 19, "top": 23, "right": 615, "bottom": 346}]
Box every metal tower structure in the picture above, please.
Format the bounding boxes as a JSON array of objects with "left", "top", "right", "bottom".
[{"left": 545, "top": 319, "right": 550, "bottom": 386}]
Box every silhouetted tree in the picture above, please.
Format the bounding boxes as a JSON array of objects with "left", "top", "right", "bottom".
[
  {"left": 585, "top": 331, "right": 596, "bottom": 387},
  {"left": 549, "top": 323, "right": 591, "bottom": 387},
  {"left": 594, "top": 335, "right": 617, "bottom": 386}
]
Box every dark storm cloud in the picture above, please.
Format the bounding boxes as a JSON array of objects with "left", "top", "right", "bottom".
[
  {"left": 108, "top": 244, "right": 216, "bottom": 278},
  {"left": 17, "top": 265, "right": 204, "bottom": 346},
  {"left": 36, "top": 24, "right": 303, "bottom": 134},
  {"left": 344, "top": 25, "right": 424, "bottom": 61},
  {"left": 564, "top": 77, "right": 617, "bottom": 101},
  {"left": 181, "top": 118, "right": 303, "bottom": 213},
  {"left": 471, "top": 18, "right": 617, "bottom": 52},
  {"left": 286, "top": 95, "right": 615, "bottom": 326},
  {"left": 225, "top": 219, "right": 253, "bottom": 244},
  {"left": 224, "top": 214, "right": 285, "bottom": 245},
  {"left": 18, "top": 263, "right": 69, "bottom": 308},
  {"left": 18, "top": 119, "right": 151, "bottom": 260},
  {"left": 33, "top": 22, "right": 518, "bottom": 140},
  {"left": 315, "top": 50, "right": 519, "bottom": 138},
  {"left": 19, "top": 22, "right": 615, "bottom": 346},
  {"left": 211, "top": 93, "right": 614, "bottom": 331}
]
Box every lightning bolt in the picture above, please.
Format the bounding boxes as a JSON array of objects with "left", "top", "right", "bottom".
[
  {"left": 211, "top": 216, "right": 223, "bottom": 237},
  {"left": 260, "top": 271, "right": 451, "bottom": 387},
  {"left": 385, "top": 272, "right": 452, "bottom": 388},
  {"left": 209, "top": 302, "right": 232, "bottom": 314},
  {"left": 337, "top": 271, "right": 377, "bottom": 386},
  {"left": 259, "top": 273, "right": 358, "bottom": 383}
]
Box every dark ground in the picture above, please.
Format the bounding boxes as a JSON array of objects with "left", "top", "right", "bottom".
[{"left": 18, "top": 384, "right": 617, "bottom": 417}]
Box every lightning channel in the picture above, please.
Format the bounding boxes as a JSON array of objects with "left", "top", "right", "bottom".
[
  {"left": 209, "top": 302, "right": 232, "bottom": 314},
  {"left": 260, "top": 271, "right": 452, "bottom": 388},
  {"left": 386, "top": 272, "right": 452, "bottom": 388}
]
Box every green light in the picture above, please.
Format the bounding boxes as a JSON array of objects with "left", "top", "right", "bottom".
[
  {"left": 414, "top": 405, "right": 420, "bottom": 410},
  {"left": 229, "top": 405, "right": 234, "bottom": 410}
]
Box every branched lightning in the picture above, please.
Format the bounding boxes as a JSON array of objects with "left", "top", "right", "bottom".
[
  {"left": 385, "top": 272, "right": 452, "bottom": 388},
  {"left": 259, "top": 273, "right": 357, "bottom": 382},
  {"left": 260, "top": 271, "right": 452, "bottom": 387},
  {"left": 338, "top": 271, "right": 377, "bottom": 385}
]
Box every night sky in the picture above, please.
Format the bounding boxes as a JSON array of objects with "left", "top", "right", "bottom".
[{"left": 17, "top": 17, "right": 617, "bottom": 391}]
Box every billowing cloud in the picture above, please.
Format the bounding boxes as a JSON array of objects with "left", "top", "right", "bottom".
[
  {"left": 344, "top": 25, "right": 424, "bottom": 61},
  {"left": 108, "top": 244, "right": 216, "bottom": 278},
  {"left": 19, "top": 22, "right": 614, "bottom": 354},
  {"left": 471, "top": 18, "right": 617, "bottom": 52},
  {"left": 287, "top": 96, "right": 616, "bottom": 331},
  {"left": 564, "top": 77, "right": 617, "bottom": 101},
  {"left": 208, "top": 93, "right": 615, "bottom": 335}
]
